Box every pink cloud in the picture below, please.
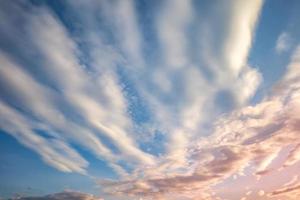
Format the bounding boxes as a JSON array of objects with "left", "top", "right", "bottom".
[{"left": 99, "top": 46, "right": 300, "bottom": 200}]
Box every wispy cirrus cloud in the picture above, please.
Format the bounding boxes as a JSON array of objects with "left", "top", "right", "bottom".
[
  {"left": 0, "top": 1, "right": 153, "bottom": 176},
  {"left": 276, "top": 32, "right": 292, "bottom": 54}
]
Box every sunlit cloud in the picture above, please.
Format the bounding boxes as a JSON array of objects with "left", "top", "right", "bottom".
[{"left": 98, "top": 45, "right": 300, "bottom": 199}]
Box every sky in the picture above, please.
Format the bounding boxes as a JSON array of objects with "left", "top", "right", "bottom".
[{"left": 0, "top": 0, "right": 300, "bottom": 199}]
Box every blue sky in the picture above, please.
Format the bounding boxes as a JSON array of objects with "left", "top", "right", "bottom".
[{"left": 1, "top": 0, "right": 300, "bottom": 199}]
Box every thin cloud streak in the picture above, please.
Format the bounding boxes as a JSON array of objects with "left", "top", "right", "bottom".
[
  {"left": 11, "top": 191, "right": 104, "bottom": 200},
  {"left": 276, "top": 32, "right": 292, "bottom": 54}
]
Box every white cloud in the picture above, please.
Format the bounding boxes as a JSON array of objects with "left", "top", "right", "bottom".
[
  {"left": 124, "top": 0, "right": 264, "bottom": 168},
  {"left": 0, "top": 100, "right": 88, "bottom": 174},
  {"left": 156, "top": 0, "right": 193, "bottom": 68},
  {"left": 222, "top": 0, "right": 263, "bottom": 76},
  {"left": 0, "top": 2, "right": 153, "bottom": 176},
  {"left": 29, "top": 6, "right": 154, "bottom": 166},
  {"left": 4, "top": 1, "right": 300, "bottom": 200},
  {"left": 0, "top": 0, "right": 264, "bottom": 179},
  {"left": 276, "top": 32, "right": 292, "bottom": 54}
]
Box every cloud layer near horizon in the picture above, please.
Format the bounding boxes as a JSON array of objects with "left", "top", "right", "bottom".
[
  {"left": 10, "top": 191, "right": 103, "bottom": 200},
  {"left": 1, "top": 0, "right": 300, "bottom": 199}
]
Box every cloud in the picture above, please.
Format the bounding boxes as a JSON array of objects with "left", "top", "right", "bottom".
[
  {"left": 267, "top": 174, "right": 300, "bottom": 199},
  {"left": 2, "top": 1, "right": 300, "bottom": 199},
  {"left": 28, "top": 2, "right": 154, "bottom": 167},
  {"left": 10, "top": 191, "right": 103, "bottom": 200},
  {"left": 276, "top": 32, "right": 292, "bottom": 54},
  {"left": 121, "top": 0, "right": 264, "bottom": 167},
  {"left": 0, "top": 1, "right": 153, "bottom": 176},
  {"left": 0, "top": 0, "right": 263, "bottom": 179},
  {"left": 99, "top": 45, "right": 300, "bottom": 199},
  {"left": 268, "top": 183, "right": 300, "bottom": 198},
  {"left": 156, "top": 0, "right": 193, "bottom": 69},
  {"left": 0, "top": 54, "right": 88, "bottom": 174}
]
